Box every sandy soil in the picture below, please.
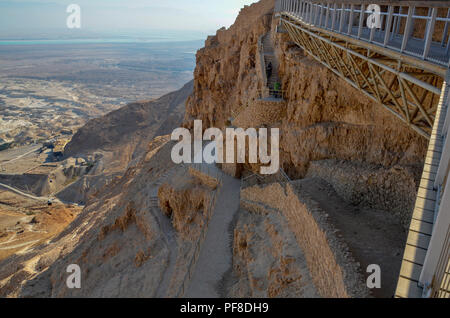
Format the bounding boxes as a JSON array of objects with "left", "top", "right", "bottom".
[
  {"left": 0, "top": 189, "right": 81, "bottom": 261},
  {"left": 292, "top": 178, "right": 407, "bottom": 298}
]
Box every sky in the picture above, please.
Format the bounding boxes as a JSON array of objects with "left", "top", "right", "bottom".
[{"left": 0, "top": 0, "right": 260, "bottom": 39}]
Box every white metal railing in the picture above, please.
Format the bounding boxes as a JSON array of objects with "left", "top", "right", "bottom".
[
  {"left": 419, "top": 74, "right": 450, "bottom": 298},
  {"left": 276, "top": 0, "right": 450, "bottom": 66}
]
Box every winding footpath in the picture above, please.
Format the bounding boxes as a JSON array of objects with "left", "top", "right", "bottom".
[{"left": 185, "top": 166, "right": 241, "bottom": 298}]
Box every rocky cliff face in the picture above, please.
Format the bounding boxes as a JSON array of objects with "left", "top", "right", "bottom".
[
  {"left": 184, "top": 0, "right": 427, "bottom": 225},
  {"left": 58, "top": 81, "right": 193, "bottom": 204},
  {"left": 184, "top": 0, "right": 275, "bottom": 129},
  {"left": 186, "top": 1, "right": 427, "bottom": 173}
]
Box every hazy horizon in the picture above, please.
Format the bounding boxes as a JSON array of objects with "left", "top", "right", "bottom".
[{"left": 0, "top": 0, "right": 259, "bottom": 41}]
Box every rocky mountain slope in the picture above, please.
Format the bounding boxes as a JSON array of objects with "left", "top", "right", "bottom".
[
  {"left": 185, "top": 0, "right": 426, "bottom": 226},
  {"left": 55, "top": 81, "right": 193, "bottom": 205},
  {"left": 0, "top": 0, "right": 430, "bottom": 298}
]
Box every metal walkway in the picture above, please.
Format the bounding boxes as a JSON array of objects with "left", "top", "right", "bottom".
[
  {"left": 275, "top": 0, "right": 450, "bottom": 298},
  {"left": 276, "top": 0, "right": 450, "bottom": 139},
  {"left": 396, "top": 71, "right": 449, "bottom": 298}
]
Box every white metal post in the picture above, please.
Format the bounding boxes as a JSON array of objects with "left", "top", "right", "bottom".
[
  {"left": 442, "top": 9, "right": 450, "bottom": 47},
  {"left": 401, "top": 6, "right": 414, "bottom": 52},
  {"left": 437, "top": 82, "right": 450, "bottom": 188},
  {"left": 420, "top": 78, "right": 450, "bottom": 296},
  {"left": 325, "top": 3, "right": 330, "bottom": 29},
  {"left": 302, "top": 1, "right": 305, "bottom": 20},
  {"left": 339, "top": 4, "right": 345, "bottom": 33},
  {"left": 370, "top": 23, "right": 375, "bottom": 42},
  {"left": 316, "top": 4, "right": 320, "bottom": 24},
  {"left": 423, "top": 8, "right": 437, "bottom": 60},
  {"left": 391, "top": 7, "right": 399, "bottom": 40},
  {"left": 396, "top": 7, "right": 402, "bottom": 35},
  {"left": 312, "top": 3, "right": 316, "bottom": 24},
  {"left": 319, "top": 3, "right": 324, "bottom": 27},
  {"left": 331, "top": 3, "right": 337, "bottom": 31}
]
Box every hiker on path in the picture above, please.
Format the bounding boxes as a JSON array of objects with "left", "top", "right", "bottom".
[{"left": 266, "top": 62, "right": 273, "bottom": 80}]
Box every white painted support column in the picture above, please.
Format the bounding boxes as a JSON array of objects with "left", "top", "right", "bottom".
[{"left": 423, "top": 8, "right": 437, "bottom": 60}]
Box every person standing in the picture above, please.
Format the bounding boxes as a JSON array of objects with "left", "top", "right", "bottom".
[{"left": 266, "top": 62, "right": 273, "bottom": 81}]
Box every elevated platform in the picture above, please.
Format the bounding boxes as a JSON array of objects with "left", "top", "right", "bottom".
[
  {"left": 277, "top": 0, "right": 449, "bottom": 139},
  {"left": 395, "top": 73, "right": 449, "bottom": 298}
]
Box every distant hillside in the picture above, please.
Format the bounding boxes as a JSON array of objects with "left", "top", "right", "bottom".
[{"left": 64, "top": 80, "right": 193, "bottom": 172}]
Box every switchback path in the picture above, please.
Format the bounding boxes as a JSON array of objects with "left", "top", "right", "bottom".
[{"left": 185, "top": 167, "right": 241, "bottom": 298}]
